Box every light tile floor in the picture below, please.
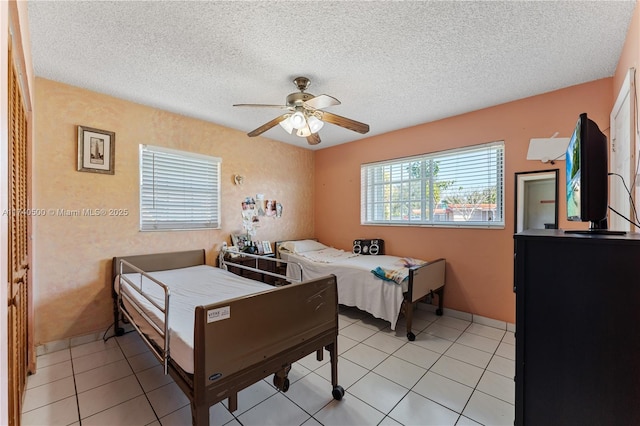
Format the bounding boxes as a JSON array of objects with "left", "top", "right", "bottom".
[{"left": 22, "top": 307, "right": 515, "bottom": 425}]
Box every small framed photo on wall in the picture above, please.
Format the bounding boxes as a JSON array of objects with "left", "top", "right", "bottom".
[{"left": 77, "top": 125, "right": 115, "bottom": 174}]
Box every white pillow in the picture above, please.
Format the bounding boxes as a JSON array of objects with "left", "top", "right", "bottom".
[{"left": 281, "top": 239, "right": 327, "bottom": 253}]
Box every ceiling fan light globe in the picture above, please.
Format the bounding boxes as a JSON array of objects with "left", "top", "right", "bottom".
[
  {"left": 307, "top": 115, "right": 324, "bottom": 133},
  {"left": 279, "top": 116, "right": 294, "bottom": 134},
  {"left": 296, "top": 127, "right": 311, "bottom": 137},
  {"left": 290, "top": 111, "right": 306, "bottom": 129}
]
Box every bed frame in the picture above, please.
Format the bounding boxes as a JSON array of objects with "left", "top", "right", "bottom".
[
  {"left": 404, "top": 258, "right": 445, "bottom": 341},
  {"left": 275, "top": 241, "right": 446, "bottom": 341},
  {"left": 111, "top": 249, "right": 344, "bottom": 426}
]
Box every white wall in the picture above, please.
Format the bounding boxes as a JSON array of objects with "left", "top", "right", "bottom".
[{"left": 525, "top": 179, "right": 556, "bottom": 230}]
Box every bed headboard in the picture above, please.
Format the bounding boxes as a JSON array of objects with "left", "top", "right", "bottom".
[
  {"left": 112, "top": 249, "right": 206, "bottom": 279},
  {"left": 274, "top": 239, "right": 317, "bottom": 258}
]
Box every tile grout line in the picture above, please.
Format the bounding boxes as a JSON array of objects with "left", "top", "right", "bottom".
[
  {"left": 404, "top": 319, "right": 513, "bottom": 424},
  {"left": 340, "top": 317, "right": 459, "bottom": 425},
  {"left": 373, "top": 317, "right": 502, "bottom": 425},
  {"left": 20, "top": 354, "right": 76, "bottom": 424},
  {"left": 69, "top": 348, "right": 83, "bottom": 426},
  {"left": 299, "top": 323, "right": 412, "bottom": 423},
  {"left": 114, "top": 331, "right": 166, "bottom": 424},
  {"left": 72, "top": 331, "right": 167, "bottom": 424},
  {"left": 29, "top": 309, "right": 512, "bottom": 425},
  {"left": 456, "top": 329, "right": 514, "bottom": 423},
  {"left": 268, "top": 374, "right": 331, "bottom": 425},
  {"left": 404, "top": 321, "right": 474, "bottom": 423},
  {"left": 72, "top": 336, "right": 131, "bottom": 424}
]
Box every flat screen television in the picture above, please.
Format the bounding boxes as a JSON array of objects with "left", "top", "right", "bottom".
[{"left": 565, "top": 113, "right": 623, "bottom": 234}]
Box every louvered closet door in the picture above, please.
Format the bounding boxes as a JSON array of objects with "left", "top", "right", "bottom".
[{"left": 8, "top": 40, "right": 30, "bottom": 426}]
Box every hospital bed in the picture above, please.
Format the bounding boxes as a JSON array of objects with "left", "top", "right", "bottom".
[
  {"left": 111, "top": 249, "right": 344, "bottom": 426},
  {"left": 276, "top": 240, "right": 445, "bottom": 341}
]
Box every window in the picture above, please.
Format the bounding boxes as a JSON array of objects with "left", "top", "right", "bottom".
[
  {"left": 361, "top": 141, "right": 504, "bottom": 228},
  {"left": 140, "top": 145, "right": 221, "bottom": 231}
]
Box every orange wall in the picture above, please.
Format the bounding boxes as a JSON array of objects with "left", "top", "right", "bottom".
[
  {"left": 314, "top": 78, "right": 613, "bottom": 323},
  {"left": 32, "top": 0, "right": 638, "bottom": 342},
  {"left": 33, "top": 78, "right": 314, "bottom": 344}
]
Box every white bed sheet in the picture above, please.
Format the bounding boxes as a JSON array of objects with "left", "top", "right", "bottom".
[
  {"left": 282, "top": 252, "right": 409, "bottom": 330},
  {"left": 116, "top": 264, "right": 273, "bottom": 374}
]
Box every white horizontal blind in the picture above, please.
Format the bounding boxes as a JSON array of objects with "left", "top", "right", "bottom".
[
  {"left": 140, "top": 145, "right": 221, "bottom": 231},
  {"left": 361, "top": 141, "right": 504, "bottom": 227}
]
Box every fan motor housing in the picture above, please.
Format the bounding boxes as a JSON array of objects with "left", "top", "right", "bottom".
[{"left": 287, "top": 92, "right": 314, "bottom": 107}]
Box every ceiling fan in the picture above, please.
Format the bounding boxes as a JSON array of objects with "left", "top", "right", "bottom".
[{"left": 233, "top": 77, "right": 370, "bottom": 145}]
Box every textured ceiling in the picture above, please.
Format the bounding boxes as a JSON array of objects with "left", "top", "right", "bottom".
[{"left": 27, "top": 1, "right": 636, "bottom": 150}]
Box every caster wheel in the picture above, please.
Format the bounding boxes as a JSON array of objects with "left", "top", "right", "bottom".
[
  {"left": 332, "top": 385, "right": 345, "bottom": 401},
  {"left": 115, "top": 327, "right": 125, "bottom": 336},
  {"left": 407, "top": 332, "right": 416, "bottom": 341},
  {"left": 273, "top": 375, "right": 282, "bottom": 388},
  {"left": 273, "top": 375, "right": 290, "bottom": 392},
  {"left": 436, "top": 308, "right": 443, "bottom": 316}
]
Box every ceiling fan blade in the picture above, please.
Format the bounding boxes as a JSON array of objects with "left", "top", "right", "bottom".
[
  {"left": 307, "top": 133, "right": 321, "bottom": 145},
  {"left": 233, "top": 103, "right": 291, "bottom": 109},
  {"left": 317, "top": 111, "right": 370, "bottom": 134},
  {"left": 303, "top": 94, "right": 341, "bottom": 110},
  {"left": 247, "top": 114, "right": 289, "bottom": 137}
]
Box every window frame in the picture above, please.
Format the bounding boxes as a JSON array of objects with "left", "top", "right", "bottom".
[
  {"left": 139, "top": 144, "right": 221, "bottom": 231},
  {"left": 361, "top": 141, "right": 505, "bottom": 229}
]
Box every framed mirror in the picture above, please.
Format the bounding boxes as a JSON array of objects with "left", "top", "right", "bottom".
[{"left": 515, "top": 169, "right": 559, "bottom": 233}]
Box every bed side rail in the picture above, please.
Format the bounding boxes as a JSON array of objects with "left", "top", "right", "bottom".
[
  {"left": 219, "top": 246, "right": 304, "bottom": 283},
  {"left": 117, "top": 259, "right": 171, "bottom": 374},
  {"left": 408, "top": 258, "right": 446, "bottom": 303},
  {"left": 192, "top": 274, "right": 338, "bottom": 397}
]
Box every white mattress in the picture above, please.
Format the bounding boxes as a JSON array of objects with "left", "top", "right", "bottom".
[
  {"left": 116, "top": 264, "right": 273, "bottom": 374},
  {"left": 281, "top": 252, "right": 408, "bottom": 330}
]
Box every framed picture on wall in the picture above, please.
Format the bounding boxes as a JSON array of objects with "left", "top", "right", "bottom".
[{"left": 77, "top": 125, "right": 115, "bottom": 174}]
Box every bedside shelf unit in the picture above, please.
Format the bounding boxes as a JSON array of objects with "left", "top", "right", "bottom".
[{"left": 514, "top": 229, "right": 640, "bottom": 425}]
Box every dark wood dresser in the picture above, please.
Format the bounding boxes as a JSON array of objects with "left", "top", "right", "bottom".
[{"left": 514, "top": 229, "right": 640, "bottom": 425}]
